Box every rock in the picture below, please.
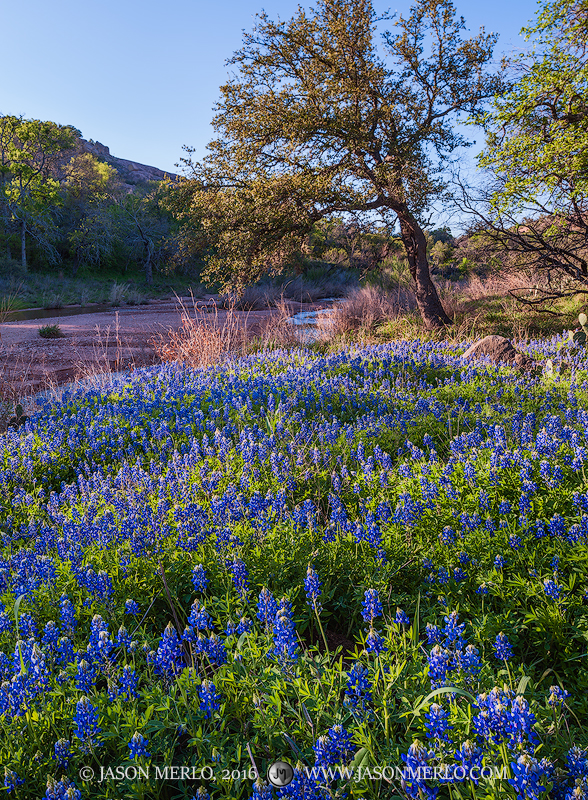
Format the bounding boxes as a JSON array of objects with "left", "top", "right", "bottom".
[
  {"left": 461, "top": 335, "right": 535, "bottom": 371},
  {"left": 461, "top": 335, "right": 517, "bottom": 363}
]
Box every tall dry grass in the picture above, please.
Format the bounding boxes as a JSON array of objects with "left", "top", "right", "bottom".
[
  {"left": 152, "top": 297, "right": 252, "bottom": 368},
  {"left": 324, "top": 285, "right": 416, "bottom": 337}
]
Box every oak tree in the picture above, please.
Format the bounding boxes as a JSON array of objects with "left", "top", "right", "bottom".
[{"left": 176, "top": 0, "right": 501, "bottom": 328}]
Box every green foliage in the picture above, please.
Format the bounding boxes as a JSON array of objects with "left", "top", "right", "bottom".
[
  {"left": 37, "top": 323, "right": 63, "bottom": 338},
  {"left": 475, "top": 0, "right": 588, "bottom": 296},
  {"left": 173, "top": 0, "right": 502, "bottom": 326}
]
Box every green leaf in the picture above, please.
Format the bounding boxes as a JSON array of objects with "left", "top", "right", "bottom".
[
  {"left": 579, "top": 313, "right": 587, "bottom": 327},
  {"left": 516, "top": 675, "right": 531, "bottom": 695},
  {"left": 573, "top": 330, "right": 586, "bottom": 346}
]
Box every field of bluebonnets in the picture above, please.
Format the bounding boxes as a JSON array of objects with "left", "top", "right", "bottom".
[{"left": 1, "top": 336, "right": 588, "bottom": 800}]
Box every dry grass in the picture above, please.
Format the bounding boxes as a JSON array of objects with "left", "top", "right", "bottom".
[
  {"left": 152, "top": 297, "right": 252, "bottom": 369},
  {"left": 324, "top": 285, "right": 416, "bottom": 337}
]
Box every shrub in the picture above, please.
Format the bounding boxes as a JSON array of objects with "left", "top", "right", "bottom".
[{"left": 38, "top": 324, "right": 63, "bottom": 338}]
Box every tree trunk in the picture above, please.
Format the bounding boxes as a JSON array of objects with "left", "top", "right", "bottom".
[
  {"left": 20, "top": 218, "right": 27, "bottom": 270},
  {"left": 396, "top": 206, "right": 451, "bottom": 329},
  {"left": 144, "top": 239, "right": 154, "bottom": 285}
]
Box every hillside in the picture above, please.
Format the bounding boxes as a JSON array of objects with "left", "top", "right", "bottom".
[{"left": 79, "top": 138, "right": 179, "bottom": 189}]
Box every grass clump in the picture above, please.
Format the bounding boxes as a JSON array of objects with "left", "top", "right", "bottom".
[{"left": 38, "top": 323, "right": 63, "bottom": 339}]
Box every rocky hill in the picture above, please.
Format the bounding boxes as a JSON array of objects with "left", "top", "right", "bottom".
[{"left": 79, "top": 139, "right": 179, "bottom": 189}]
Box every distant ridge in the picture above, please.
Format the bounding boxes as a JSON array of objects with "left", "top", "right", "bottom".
[{"left": 79, "top": 139, "right": 180, "bottom": 189}]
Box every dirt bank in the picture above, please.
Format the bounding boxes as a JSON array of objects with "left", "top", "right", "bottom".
[{"left": 0, "top": 296, "right": 324, "bottom": 396}]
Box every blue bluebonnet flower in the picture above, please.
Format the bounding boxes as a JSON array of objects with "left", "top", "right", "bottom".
[
  {"left": 425, "top": 624, "right": 441, "bottom": 644},
  {"left": 192, "top": 564, "right": 209, "bottom": 592},
  {"left": 257, "top": 588, "right": 278, "bottom": 627},
  {"left": 508, "top": 753, "right": 546, "bottom": 800},
  {"left": 187, "top": 600, "right": 213, "bottom": 631},
  {"left": 493, "top": 632, "right": 514, "bottom": 661},
  {"left": 154, "top": 623, "right": 185, "bottom": 681},
  {"left": 365, "top": 629, "right": 387, "bottom": 655},
  {"left": 395, "top": 608, "right": 410, "bottom": 625},
  {"left": 424, "top": 703, "right": 452, "bottom": 742},
  {"left": 454, "top": 741, "right": 484, "bottom": 783},
  {"left": 4, "top": 769, "right": 23, "bottom": 794},
  {"left": 344, "top": 662, "right": 372, "bottom": 715},
  {"left": 119, "top": 665, "right": 139, "bottom": 699},
  {"left": 548, "top": 685, "right": 569, "bottom": 709},
  {"left": 73, "top": 696, "right": 101, "bottom": 752},
  {"left": 45, "top": 776, "right": 81, "bottom": 800},
  {"left": 228, "top": 558, "right": 249, "bottom": 599},
  {"left": 361, "top": 589, "right": 382, "bottom": 626},
  {"left": 427, "top": 645, "right": 451, "bottom": 688},
  {"left": 125, "top": 599, "right": 139, "bottom": 615},
  {"left": 543, "top": 579, "right": 562, "bottom": 600},
  {"left": 128, "top": 732, "right": 150, "bottom": 760},
  {"left": 250, "top": 779, "right": 273, "bottom": 799},
  {"left": 494, "top": 554, "right": 506, "bottom": 569},
  {"left": 59, "top": 595, "right": 77, "bottom": 635},
  {"left": 440, "top": 526, "right": 456, "bottom": 545},
  {"left": 313, "top": 725, "right": 354, "bottom": 766},
  {"left": 304, "top": 566, "right": 322, "bottom": 613},
  {"left": 53, "top": 738, "right": 71, "bottom": 769},
  {"left": 272, "top": 600, "right": 299, "bottom": 663},
  {"left": 401, "top": 741, "right": 437, "bottom": 800},
  {"left": 198, "top": 680, "right": 221, "bottom": 718},
  {"left": 42, "top": 621, "right": 59, "bottom": 651}
]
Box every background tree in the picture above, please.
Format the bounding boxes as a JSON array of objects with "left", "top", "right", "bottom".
[
  {"left": 0, "top": 116, "right": 78, "bottom": 269},
  {"left": 458, "top": 0, "right": 588, "bottom": 306},
  {"left": 175, "top": 0, "right": 502, "bottom": 328}
]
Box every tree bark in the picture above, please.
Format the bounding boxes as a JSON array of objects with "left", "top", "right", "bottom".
[
  {"left": 20, "top": 218, "right": 27, "bottom": 270},
  {"left": 396, "top": 205, "right": 451, "bottom": 329},
  {"left": 144, "top": 239, "right": 154, "bottom": 285}
]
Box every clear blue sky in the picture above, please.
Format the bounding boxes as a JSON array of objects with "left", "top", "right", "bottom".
[{"left": 1, "top": 0, "right": 541, "bottom": 175}]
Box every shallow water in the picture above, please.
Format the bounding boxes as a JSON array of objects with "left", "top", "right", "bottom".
[{"left": 3, "top": 303, "right": 114, "bottom": 322}]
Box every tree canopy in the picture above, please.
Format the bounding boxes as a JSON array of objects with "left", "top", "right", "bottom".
[
  {"left": 175, "top": 0, "right": 502, "bottom": 327},
  {"left": 467, "top": 0, "right": 588, "bottom": 302}
]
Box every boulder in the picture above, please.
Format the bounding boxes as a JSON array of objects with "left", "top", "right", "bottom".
[{"left": 461, "top": 335, "right": 535, "bottom": 370}]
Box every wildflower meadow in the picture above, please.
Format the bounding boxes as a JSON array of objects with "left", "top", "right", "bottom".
[{"left": 1, "top": 338, "right": 588, "bottom": 799}]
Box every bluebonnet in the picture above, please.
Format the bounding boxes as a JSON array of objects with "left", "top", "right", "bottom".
[
  {"left": 45, "top": 776, "right": 81, "bottom": 800},
  {"left": 192, "top": 564, "right": 209, "bottom": 592},
  {"left": 119, "top": 665, "right": 139, "bottom": 699},
  {"left": 3, "top": 770, "right": 23, "bottom": 794},
  {"left": 344, "top": 661, "right": 372, "bottom": 715},
  {"left": 313, "top": 725, "right": 354, "bottom": 766},
  {"left": 424, "top": 703, "right": 452, "bottom": 742},
  {"left": 544, "top": 579, "right": 562, "bottom": 600},
  {"left": 272, "top": 599, "right": 299, "bottom": 662},
  {"left": 548, "top": 685, "right": 569, "bottom": 708},
  {"left": 401, "top": 741, "right": 437, "bottom": 800},
  {"left": 493, "top": 632, "right": 514, "bottom": 661},
  {"left": 125, "top": 599, "right": 140, "bottom": 615},
  {"left": 187, "top": 600, "right": 214, "bottom": 631},
  {"left": 361, "top": 589, "right": 382, "bottom": 625},
  {"left": 198, "top": 680, "right": 221, "bottom": 718},
  {"left": 256, "top": 588, "right": 278, "bottom": 627},
  {"left": 494, "top": 554, "right": 506, "bottom": 569},
  {"left": 73, "top": 696, "right": 101, "bottom": 752},
  {"left": 395, "top": 607, "right": 410, "bottom": 625},
  {"left": 53, "top": 738, "right": 71, "bottom": 768},
  {"left": 228, "top": 558, "right": 249, "bottom": 599},
  {"left": 508, "top": 753, "right": 546, "bottom": 800},
  {"left": 454, "top": 740, "right": 484, "bottom": 783},
  {"left": 59, "top": 595, "right": 76, "bottom": 635},
  {"left": 365, "top": 629, "right": 387, "bottom": 655},
  {"left": 128, "top": 732, "right": 150, "bottom": 759},
  {"left": 304, "top": 566, "right": 322, "bottom": 613},
  {"left": 153, "top": 623, "right": 185, "bottom": 681}
]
